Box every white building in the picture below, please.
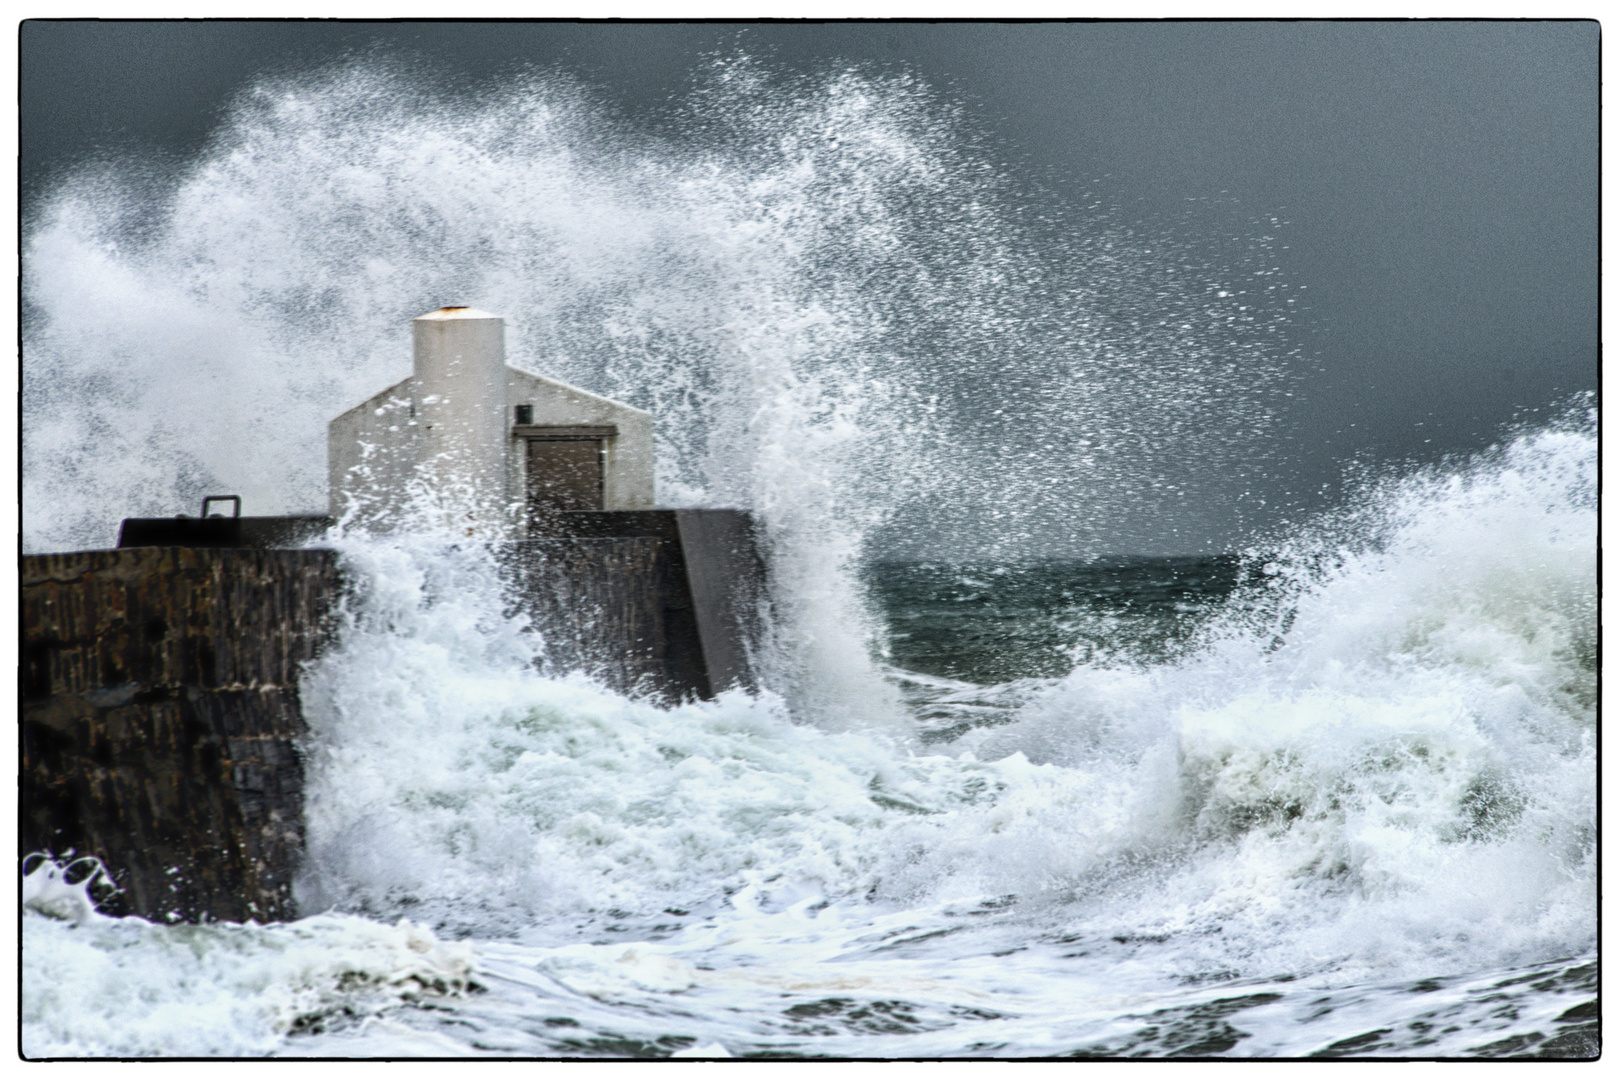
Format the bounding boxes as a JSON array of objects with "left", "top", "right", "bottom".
[{"left": 329, "top": 307, "right": 654, "bottom": 536}]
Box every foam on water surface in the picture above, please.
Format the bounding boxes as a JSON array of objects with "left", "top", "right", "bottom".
[
  {"left": 22, "top": 896, "right": 478, "bottom": 1058},
  {"left": 313, "top": 411, "right": 1590, "bottom": 1052}
]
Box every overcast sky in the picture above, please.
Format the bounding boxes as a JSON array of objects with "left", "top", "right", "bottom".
[{"left": 20, "top": 19, "right": 1599, "bottom": 547}]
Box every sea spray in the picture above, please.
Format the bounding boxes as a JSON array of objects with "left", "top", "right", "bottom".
[
  {"left": 23, "top": 854, "right": 119, "bottom": 926},
  {"left": 293, "top": 409, "right": 1593, "bottom": 981},
  {"left": 23, "top": 57, "right": 1294, "bottom": 722},
  {"left": 934, "top": 407, "right": 1596, "bottom": 985},
  {"left": 294, "top": 530, "right": 994, "bottom": 935}
]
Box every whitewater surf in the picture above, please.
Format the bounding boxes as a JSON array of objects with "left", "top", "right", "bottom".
[{"left": 20, "top": 59, "right": 1596, "bottom": 1058}]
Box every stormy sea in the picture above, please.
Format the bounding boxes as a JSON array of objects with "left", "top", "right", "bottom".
[{"left": 20, "top": 59, "right": 1596, "bottom": 1058}]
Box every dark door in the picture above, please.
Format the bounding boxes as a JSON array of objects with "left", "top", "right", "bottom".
[{"left": 526, "top": 438, "right": 604, "bottom": 529}]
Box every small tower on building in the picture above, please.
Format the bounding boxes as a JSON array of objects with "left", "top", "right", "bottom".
[{"left": 328, "top": 307, "right": 654, "bottom": 536}]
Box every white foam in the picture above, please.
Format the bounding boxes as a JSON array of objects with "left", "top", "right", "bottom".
[
  {"left": 23, "top": 854, "right": 117, "bottom": 926},
  {"left": 932, "top": 413, "right": 1596, "bottom": 983},
  {"left": 23, "top": 899, "right": 477, "bottom": 1058}
]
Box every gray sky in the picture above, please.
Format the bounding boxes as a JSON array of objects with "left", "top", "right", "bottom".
[{"left": 21, "top": 20, "right": 1598, "bottom": 551}]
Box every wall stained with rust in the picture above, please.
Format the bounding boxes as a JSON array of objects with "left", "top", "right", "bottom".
[{"left": 22, "top": 547, "right": 339, "bottom": 923}]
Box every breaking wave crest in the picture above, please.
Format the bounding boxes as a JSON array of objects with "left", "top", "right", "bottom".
[{"left": 282, "top": 407, "right": 1595, "bottom": 996}]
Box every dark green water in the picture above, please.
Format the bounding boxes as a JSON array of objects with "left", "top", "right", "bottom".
[{"left": 867, "top": 556, "right": 1244, "bottom": 686}]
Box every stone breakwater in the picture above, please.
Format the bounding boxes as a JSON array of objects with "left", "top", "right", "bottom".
[
  {"left": 20, "top": 512, "right": 765, "bottom": 925},
  {"left": 22, "top": 547, "right": 340, "bottom": 923}
]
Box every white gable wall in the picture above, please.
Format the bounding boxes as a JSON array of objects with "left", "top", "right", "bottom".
[
  {"left": 328, "top": 376, "right": 426, "bottom": 529},
  {"left": 506, "top": 369, "right": 655, "bottom": 511}
]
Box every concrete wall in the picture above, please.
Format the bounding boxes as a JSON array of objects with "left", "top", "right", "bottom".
[
  {"left": 507, "top": 368, "right": 655, "bottom": 511},
  {"left": 501, "top": 538, "right": 709, "bottom": 701},
  {"left": 329, "top": 308, "right": 511, "bottom": 534},
  {"left": 673, "top": 509, "right": 767, "bottom": 694},
  {"left": 328, "top": 375, "right": 423, "bottom": 530},
  {"left": 414, "top": 308, "right": 510, "bottom": 532},
  {"left": 22, "top": 547, "right": 339, "bottom": 923},
  {"left": 24, "top": 512, "right": 762, "bottom": 921},
  {"left": 119, "top": 515, "right": 333, "bottom": 549}
]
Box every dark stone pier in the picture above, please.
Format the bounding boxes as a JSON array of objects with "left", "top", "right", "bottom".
[
  {"left": 21, "top": 547, "right": 339, "bottom": 923},
  {"left": 512, "top": 509, "right": 767, "bottom": 701},
  {"left": 20, "top": 509, "right": 765, "bottom": 924}
]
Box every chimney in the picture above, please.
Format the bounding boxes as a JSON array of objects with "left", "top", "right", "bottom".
[{"left": 412, "top": 307, "right": 508, "bottom": 530}]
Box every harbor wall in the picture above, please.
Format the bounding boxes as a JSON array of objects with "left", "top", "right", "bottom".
[
  {"left": 519, "top": 509, "right": 767, "bottom": 699},
  {"left": 21, "top": 547, "right": 339, "bottom": 922},
  {"left": 22, "top": 510, "right": 765, "bottom": 923}
]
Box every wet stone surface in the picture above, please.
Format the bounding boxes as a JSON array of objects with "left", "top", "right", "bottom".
[{"left": 22, "top": 547, "right": 340, "bottom": 923}]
